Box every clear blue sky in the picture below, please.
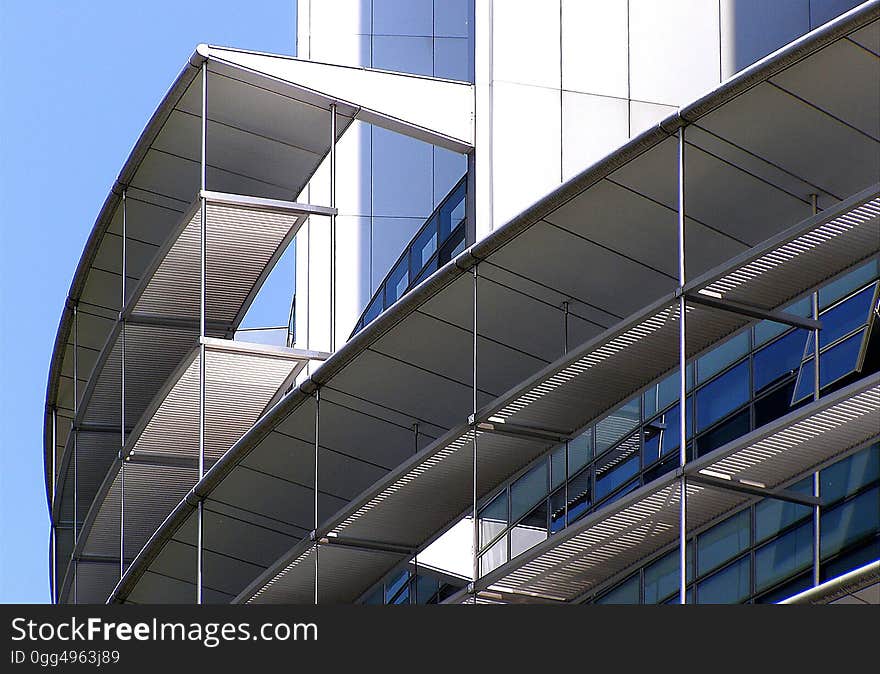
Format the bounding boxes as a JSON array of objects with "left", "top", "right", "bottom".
[{"left": 0, "top": 0, "right": 297, "bottom": 603}]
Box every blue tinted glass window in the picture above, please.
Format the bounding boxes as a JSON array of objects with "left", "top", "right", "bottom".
[
  {"left": 696, "top": 409, "right": 750, "bottom": 457},
  {"left": 567, "top": 469, "right": 591, "bottom": 525},
  {"left": 413, "top": 255, "right": 438, "bottom": 286},
  {"left": 755, "top": 488, "right": 812, "bottom": 544},
  {"left": 697, "top": 509, "right": 750, "bottom": 576},
  {"left": 479, "top": 490, "right": 507, "bottom": 548},
  {"left": 549, "top": 487, "right": 566, "bottom": 534},
  {"left": 695, "top": 361, "right": 749, "bottom": 433},
  {"left": 595, "top": 454, "right": 639, "bottom": 502},
  {"left": 754, "top": 298, "right": 811, "bottom": 347},
  {"left": 385, "top": 257, "right": 409, "bottom": 306},
  {"left": 697, "top": 332, "right": 749, "bottom": 384},
  {"left": 644, "top": 546, "right": 693, "bottom": 604},
  {"left": 657, "top": 372, "right": 680, "bottom": 412},
  {"left": 385, "top": 570, "right": 408, "bottom": 603},
  {"left": 793, "top": 331, "right": 865, "bottom": 403},
  {"left": 753, "top": 328, "right": 807, "bottom": 392},
  {"left": 755, "top": 520, "right": 812, "bottom": 591},
  {"left": 511, "top": 462, "right": 548, "bottom": 522},
  {"left": 821, "top": 444, "right": 879, "bottom": 505},
  {"left": 697, "top": 556, "right": 750, "bottom": 604},
  {"left": 807, "top": 284, "right": 876, "bottom": 352},
  {"left": 438, "top": 181, "right": 466, "bottom": 240},
  {"left": 410, "top": 217, "right": 438, "bottom": 272},
  {"left": 820, "top": 486, "right": 880, "bottom": 560},
  {"left": 597, "top": 574, "right": 640, "bottom": 605},
  {"left": 819, "top": 263, "right": 878, "bottom": 308},
  {"left": 364, "top": 293, "right": 383, "bottom": 324},
  {"left": 754, "top": 380, "right": 797, "bottom": 428}
]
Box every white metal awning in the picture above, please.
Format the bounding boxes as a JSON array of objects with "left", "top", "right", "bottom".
[
  {"left": 59, "top": 339, "right": 311, "bottom": 604},
  {"left": 110, "top": 6, "right": 879, "bottom": 605}
]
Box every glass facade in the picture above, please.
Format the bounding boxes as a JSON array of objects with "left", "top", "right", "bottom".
[
  {"left": 351, "top": 176, "right": 468, "bottom": 337},
  {"left": 362, "top": 260, "right": 880, "bottom": 604}
]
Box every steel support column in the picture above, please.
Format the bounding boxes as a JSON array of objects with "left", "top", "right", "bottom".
[
  {"left": 197, "top": 60, "right": 207, "bottom": 606},
  {"left": 471, "top": 265, "right": 479, "bottom": 604},
  {"left": 314, "top": 388, "right": 320, "bottom": 605},
  {"left": 677, "top": 126, "right": 688, "bottom": 606},
  {"left": 329, "top": 103, "right": 337, "bottom": 353},
  {"left": 51, "top": 406, "right": 57, "bottom": 603},
  {"left": 811, "top": 194, "right": 822, "bottom": 587},
  {"left": 72, "top": 302, "right": 79, "bottom": 604},
  {"left": 120, "top": 189, "right": 127, "bottom": 581}
]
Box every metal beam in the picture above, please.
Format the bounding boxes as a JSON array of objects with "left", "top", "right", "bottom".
[
  {"left": 200, "top": 189, "right": 337, "bottom": 216},
  {"left": 126, "top": 452, "right": 199, "bottom": 469},
  {"left": 688, "top": 473, "right": 822, "bottom": 507},
  {"left": 473, "top": 420, "right": 570, "bottom": 444},
  {"left": 314, "top": 534, "right": 415, "bottom": 557},
  {"left": 199, "top": 336, "right": 329, "bottom": 361},
  {"left": 475, "top": 589, "right": 566, "bottom": 605},
  {"left": 686, "top": 292, "right": 823, "bottom": 331},
  {"left": 125, "top": 311, "right": 231, "bottom": 332}
]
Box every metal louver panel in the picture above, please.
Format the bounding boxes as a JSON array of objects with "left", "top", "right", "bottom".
[{"left": 59, "top": 340, "right": 309, "bottom": 604}]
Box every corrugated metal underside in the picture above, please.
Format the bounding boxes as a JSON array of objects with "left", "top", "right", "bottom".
[
  {"left": 59, "top": 346, "right": 301, "bottom": 604},
  {"left": 454, "top": 376, "right": 880, "bottom": 604}
]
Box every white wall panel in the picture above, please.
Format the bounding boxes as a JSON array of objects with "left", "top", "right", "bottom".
[
  {"left": 720, "top": 0, "right": 810, "bottom": 78},
  {"left": 630, "top": 0, "right": 721, "bottom": 105},
  {"left": 493, "top": 0, "right": 560, "bottom": 89},
  {"left": 335, "top": 216, "right": 373, "bottom": 340},
  {"left": 492, "top": 81, "right": 561, "bottom": 227},
  {"left": 630, "top": 100, "right": 678, "bottom": 137},
  {"left": 561, "top": 0, "right": 628, "bottom": 99},
  {"left": 308, "top": 0, "right": 371, "bottom": 37},
  {"left": 562, "top": 92, "right": 629, "bottom": 181}
]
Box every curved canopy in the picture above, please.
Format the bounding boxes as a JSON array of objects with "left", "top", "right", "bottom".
[{"left": 110, "top": 5, "right": 879, "bottom": 604}]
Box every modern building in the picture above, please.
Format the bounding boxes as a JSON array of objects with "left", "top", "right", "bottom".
[{"left": 44, "top": 0, "right": 879, "bottom": 605}]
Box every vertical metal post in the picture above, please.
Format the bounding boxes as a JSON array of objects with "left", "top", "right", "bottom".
[
  {"left": 120, "top": 189, "right": 127, "bottom": 581},
  {"left": 563, "top": 301, "right": 570, "bottom": 522},
  {"left": 197, "top": 60, "right": 208, "bottom": 605},
  {"left": 73, "top": 302, "right": 79, "bottom": 604},
  {"left": 51, "top": 406, "right": 57, "bottom": 603},
  {"left": 810, "top": 194, "right": 821, "bottom": 586},
  {"left": 471, "top": 265, "right": 479, "bottom": 603},
  {"left": 314, "top": 388, "right": 320, "bottom": 605},
  {"left": 329, "top": 103, "right": 337, "bottom": 353},
  {"left": 678, "top": 126, "right": 688, "bottom": 606},
  {"left": 412, "top": 423, "right": 419, "bottom": 454}
]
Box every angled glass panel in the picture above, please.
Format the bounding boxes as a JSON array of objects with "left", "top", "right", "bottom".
[
  {"left": 568, "top": 430, "right": 592, "bottom": 477},
  {"left": 819, "top": 486, "right": 880, "bottom": 560},
  {"left": 384, "top": 256, "right": 409, "bottom": 307},
  {"left": 410, "top": 216, "right": 438, "bottom": 273},
  {"left": 595, "top": 399, "right": 640, "bottom": 455},
  {"left": 480, "top": 535, "right": 508, "bottom": 576},
  {"left": 438, "top": 180, "right": 466, "bottom": 241},
  {"left": 792, "top": 330, "right": 866, "bottom": 404},
  {"left": 753, "top": 328, "right": 807, "bottom": 393},
  {"left": 363, "top": 292, "right": 383, "bottom": 326},
  {"left": 820, "top": 444, "right": 879, "bottom": 505},
  {"left": 511, "top": 500, "right": 548, "bottom": 558},
  {"left": 806, "top": 283, "right": 876, "bottom": 354},
  {"left": 818, "top": 261, "right": 878, "bottom": 309}
]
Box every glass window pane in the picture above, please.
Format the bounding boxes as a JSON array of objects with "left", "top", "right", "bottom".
[
  {"left": 480, "top": 535, "right": 508, "bottom": 576},
  {"left": 753, "top": 328, "right": 807, "bottom": 393},
  {"left": 364, "top": 293, "right": 383, "bottom": 325},
  {"left": 754, "top": 380, "right": 798, "bottom": 428},
  {"left": 409, "top": 217, "right": 438, "bottom": 272},
  {"left": 549, "top": 487, "right": 566, "bottom": 534},
  {"left": 818, "top": 262, "right": 878, "bottom": 308},
  {"left": 755, "top": 520, "right": 812, "bottom": 591},
  {"left": 568, "top": 430, "right": 592, "bottom": 477},
  {"left": 697, "top": 509, "right": 750, "bottom": 576},
  {"left": 414, "top": 576, "right": 440, "bottom": 605},
  {"left": 807, "top": 283, "right": 876, "bottom": 353},
  {"left": 697, "top": 332, "right": 749, "bottom": 384},
  {"left": 644, "top": 546, "right": 693, "bottom": 604},
  {"left": 696, "top": 361, "right": 749, "bottom": 433},
  {"left": 438, "top": 180, "right": 466, "bottom": 240},
  {"left": 511, "top": 501, "right": 548, "bottom": 558},
  {"left": 550, "top": 445, "right": 566, "bottom": 490},
  {"left": 385, "top": 257, "right": 409, "bottom": 306},
  {"left": 595, "top": 399, "right": 640, "bottom": 455},
  {"left": 511, "top": 462, "right": 548, "bottom": 522},
  {"left": 821, "top": 444, "right": 879, "bottom": 505},
  {"left": 754, "top": 477, "right": 812, "bottom": 543},
  {"left": 479, "top": 490, "right": 507, "bottom": 548},
  {"left": 660, "top": 399, "right": 694, "bottom": 457},
  {"left": 820, "top": 486, "right": 880, "bottom": 560},
  {"left": 567, "top": 469, "right": 591, "bottom": 525},
  {"left": 595, "top": 452, "right": 639, "bottom": 502},
  {"left": 697, "top": 556, "right": 750, "bottom": 604},
  {"left": 696, "top": 409, "right": 750, "bottom": 457},
  {"left": 597, "top": 574, "right": 640, "bottom": 605},
  {"left": 657, "top": 372, "right": 679, "bottom": 412},
  {"left": 385, "top": 570, "right": 408, "bottom": 603}
]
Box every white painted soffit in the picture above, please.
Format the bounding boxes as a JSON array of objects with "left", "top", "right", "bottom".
[{"left": 200, "top": 45, "right": 475, "bottom": 152}]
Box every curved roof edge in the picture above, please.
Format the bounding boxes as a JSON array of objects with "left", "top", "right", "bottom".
[{"left": 108, "top": 0, "right": 880, "bottom": 604}]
